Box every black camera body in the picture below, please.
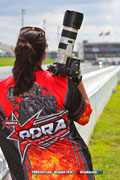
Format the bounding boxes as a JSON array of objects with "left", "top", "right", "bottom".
[
  {"left": 48, "top": 57, "right": 81, "bottom": 84},
  {"left": 48, "top": 10, "right": 83, "bottom": 84}
]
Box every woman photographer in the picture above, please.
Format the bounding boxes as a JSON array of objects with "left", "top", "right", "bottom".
[{"left": 0, "top": 27, "right": 95, "bottom": 180}]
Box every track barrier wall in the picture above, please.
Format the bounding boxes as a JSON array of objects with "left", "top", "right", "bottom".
[{"left": 75, "top": 66, "right": 120, "bottom": 145}]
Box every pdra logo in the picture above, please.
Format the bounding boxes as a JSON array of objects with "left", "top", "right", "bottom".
[{"left": 7, "top": 109, "right": 70, "bottom": 163}]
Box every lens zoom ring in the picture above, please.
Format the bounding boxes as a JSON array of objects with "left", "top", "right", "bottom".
[
  {"left": 58, "top": 43, "right": 67, "bottom": 49},
  {"left": 61, "top": 29, "right": 77, "bottom": 39}
]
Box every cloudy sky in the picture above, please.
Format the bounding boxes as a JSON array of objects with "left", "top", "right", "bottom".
[{"left": 0, "top": 0, "right": 120, "bottom": 51}]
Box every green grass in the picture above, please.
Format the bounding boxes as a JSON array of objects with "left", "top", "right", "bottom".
[
  {"left": 88, "top": 84, "right": 120, "bottom": 180},
  {"left": 0, "top": 57, "right": 15, "bottom": 66},
  {"left": 42, "top": 58, "right": 55, "bottom": 65},
  {"left": 0, "top": 57, "right": 55, "bottom": 66}
]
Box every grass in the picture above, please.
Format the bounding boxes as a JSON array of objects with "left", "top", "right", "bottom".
[
  {"left": 88, "top": 84, "right": 120, "bottom": 180},
  {"left": 42, "top": 58, "right": 55, "bottom": 65},
  {"left": 0, "top": 57, "right": 55, "bottom": 66},
  {"left": 0, "top": 57, "right": 15, "bottom": 66}
]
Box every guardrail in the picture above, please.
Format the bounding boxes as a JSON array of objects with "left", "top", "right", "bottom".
[
  {"left": 75, "top": 65, "right": 120, "bottom": 145},
  {"left": 0, "top": 65, "right": 120, "bottom": 179}
]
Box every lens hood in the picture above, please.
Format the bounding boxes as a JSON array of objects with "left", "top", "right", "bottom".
[{"left": 63, "top": 10, "right": 83, "bottom": 29}]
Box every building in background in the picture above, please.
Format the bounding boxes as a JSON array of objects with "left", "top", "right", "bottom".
[{"left": 78, "top": 41, "right": 120, "bottom": 64}]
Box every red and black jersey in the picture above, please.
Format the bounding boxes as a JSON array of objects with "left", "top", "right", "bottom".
[{"left": 0, "top": 70, "right": 94, "bottom": 180}]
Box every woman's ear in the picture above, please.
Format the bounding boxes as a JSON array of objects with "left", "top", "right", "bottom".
[{"left": 41, "top": 53, "right": 46, "bottom": 61}]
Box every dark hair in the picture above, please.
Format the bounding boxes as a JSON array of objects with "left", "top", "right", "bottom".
[{"left": 12, "top": 27, "right": 47, "bottom": 96}]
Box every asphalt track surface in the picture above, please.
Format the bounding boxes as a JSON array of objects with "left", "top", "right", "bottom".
[
  {"left": 81, "top": 63, "right": 110, "bottom": 74},
  {"left": 0, "top": 64, "right": 113, "bottom": 80},
  {"left": 42, "top": 63, "right": 110, "bottom": 75}
]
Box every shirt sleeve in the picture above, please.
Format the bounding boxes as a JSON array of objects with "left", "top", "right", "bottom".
[
  {"left": 64, "top": 79, "right": 92, "bottom": 125},
  {"left": 0, "top": 104, "right": 6, "bottom": 128}
]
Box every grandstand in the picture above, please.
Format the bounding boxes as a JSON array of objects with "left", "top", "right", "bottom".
[{"left": 78, "top": 41, "right": 120, "bottom": 64}]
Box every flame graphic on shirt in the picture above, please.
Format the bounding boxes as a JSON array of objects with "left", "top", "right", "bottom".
[{"left": 7, "top": 109, "right": 70, "bottom": 163}]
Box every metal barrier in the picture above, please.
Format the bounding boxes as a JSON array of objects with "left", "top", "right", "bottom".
[
  {"left": 75, "top": 65, "right": 120, "bottom": 145},
  {"left": 0, "top": 65, "right": 120, "bottom": 179}
]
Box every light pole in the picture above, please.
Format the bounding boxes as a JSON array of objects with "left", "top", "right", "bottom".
[
  {"left": 43, "top": 19, "right": 46, "bottom": 31},
  {"left": 21, "top": 9, "right": 26, "bottom": 27},
  {"left": 57, "top": 26, "right": 60, "bottom": 46}
]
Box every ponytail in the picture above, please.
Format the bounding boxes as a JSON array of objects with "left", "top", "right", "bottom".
[
  {"left": 12, "top": 28, "right": 47, "bottom": 96},
  {"left": 12, "top": 42, "right": 36, "bottom": 96}
]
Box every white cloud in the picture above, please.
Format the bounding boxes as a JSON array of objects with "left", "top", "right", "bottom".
[
  {"left": 105, "top": 15, "right": 113, "bottom": 21},
  {"left": 0, "top": 0, "right": 120, "bottom": 51}
]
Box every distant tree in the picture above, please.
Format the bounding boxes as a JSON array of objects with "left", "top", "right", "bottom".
[
  {"left": 48, "top": 51, "right": 78, "bottom": 60},
  {"left": 49, "top": 51, "right": 57, "bottom": 59}
]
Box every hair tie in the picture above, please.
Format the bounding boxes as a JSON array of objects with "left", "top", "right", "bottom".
[
  {"left": 25, "top": 42, "right": 37, "bottom": 57},
  {"left": 18, "top": 37, "right": 37, "bottom": 57}
]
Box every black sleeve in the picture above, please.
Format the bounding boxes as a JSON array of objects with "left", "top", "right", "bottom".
[
  {"left": 64, "top": 79, "right": 86, "bottom": 121},
  {"left": 0, "top": 104, "right": 6, "bottom": 128}
]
